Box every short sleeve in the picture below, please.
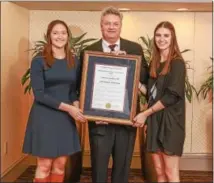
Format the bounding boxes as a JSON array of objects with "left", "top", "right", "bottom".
[{"left": 160, "top": 59, "right": 185, "bottom": 107}]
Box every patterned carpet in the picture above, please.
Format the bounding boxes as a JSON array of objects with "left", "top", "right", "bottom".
[{"left": 15, "top": 165, "right": 213, "bottom": 182}]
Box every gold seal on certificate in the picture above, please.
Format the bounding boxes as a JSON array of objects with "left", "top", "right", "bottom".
[{"left": 105, "top": 103, "right": 111, "bottom": 109}]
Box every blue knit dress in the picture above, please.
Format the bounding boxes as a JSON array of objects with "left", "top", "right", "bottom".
[{"left": 23, "top": 56, "right": 81, "bottom": 158}]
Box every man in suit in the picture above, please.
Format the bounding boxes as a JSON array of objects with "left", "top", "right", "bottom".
[{"left": 80, "top": 6, "right": 149, "bottom": 183}]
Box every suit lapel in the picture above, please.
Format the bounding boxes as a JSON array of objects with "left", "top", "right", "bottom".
[
  {"left": 95, "top": 39, "right": 103, "bottom": 52},
  {"left": 120, "top": 38, "right": 126, "bottom": 51}
]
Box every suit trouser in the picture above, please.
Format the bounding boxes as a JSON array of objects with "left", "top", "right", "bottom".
[{"left": 89, "top": 124, "right": 137, "bottom": 183}]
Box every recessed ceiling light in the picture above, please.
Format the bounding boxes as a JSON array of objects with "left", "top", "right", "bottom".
[
  {"left": 176, "top": 8, "right": 189, "bottom": 11},
  {"left": 118, "top": 8, "right": 130, "bottom": 11}
]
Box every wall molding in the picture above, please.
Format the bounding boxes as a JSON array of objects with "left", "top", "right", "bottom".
[
  {"left": 180, "top": 153, "right": 213, "bottom": 171},
  {"left": 83, "top": 151, "right": 213, "bottom": 171},
  {"left": 1, "top": 155, "right": 35, "bottom": 182},
  {"left": 1, "top": 155, "right": 27, "bottom": 178}
]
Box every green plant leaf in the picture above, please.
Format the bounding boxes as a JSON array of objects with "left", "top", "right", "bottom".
[
  {"left": 26, "top": 48, "right": 37, "bottom": 52},
  {"left": 70, "top": 33, "right": 87, "bottom": 45},
  {"left": 139, "top": 36, "right": 149, "bottom": 48},
  {"left": 197, "top": 57, "right": 213, "bottom": 99},
  {"left": 21, "top": 75, "right": 30, "bottom": 86},
  {"left": 74, "top": 38, "right": 97, "bottom": 46},
  {"left": 24, "top": 84, "right": 31, "bottom": 94},
  {"left": 22, "top": 68, "right": 30, "bottom": 79},
  {"left": 185, "top": 77, "right": 192, "bottom": 102},
  {"left": 181, "top": 49, "right": 191, "bottom": 54},
  {"left": 147, "top": 35, "right": 153, "bottom": 51},
  {"left": 35, "top": 41, "right": 47, "bottom": 45},
  {"left": 140, "top": 94, "right": 147, "bottom": 105}
]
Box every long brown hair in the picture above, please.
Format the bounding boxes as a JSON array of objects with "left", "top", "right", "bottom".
[
  {"left": 150, "top": 21, "right": 184, "bottom": 78},
  {"left": 43, "top": 20, "right": 75, "bottom": 68}
]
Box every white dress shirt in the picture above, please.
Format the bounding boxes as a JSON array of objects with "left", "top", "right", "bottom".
[{"left": 102, "top": 39, "right": 120, "bottom": 53}]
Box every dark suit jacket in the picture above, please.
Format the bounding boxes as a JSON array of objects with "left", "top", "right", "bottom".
[{"left": 79, "top": 38, "right": 149, "bottom": 135}]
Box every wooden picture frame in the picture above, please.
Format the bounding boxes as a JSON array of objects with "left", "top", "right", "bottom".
[{"left": 80, "top": 51, "right": 142, "bottom": 125}]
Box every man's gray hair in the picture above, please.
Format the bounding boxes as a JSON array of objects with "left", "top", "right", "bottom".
[{"left": 101, "top": 6, "right": 123, "bottom": 21}]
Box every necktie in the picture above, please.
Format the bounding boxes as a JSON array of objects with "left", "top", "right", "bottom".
[{"left": 108, "top": 44, "right": 117, "bottom": 52}]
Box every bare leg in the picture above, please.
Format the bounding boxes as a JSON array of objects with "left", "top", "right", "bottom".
[
  {"left": 34, "top": 157, "right": 52, "bottom": 182},
  {"left": 52, "top": 156, "right": 67, "bottom": 174},
  {"left": 50, "top": 156, "right": 67, "bottom": 182},
  {"left": 151, "top": 152, "right": 167, "bottom": 182},
  {"left": 162, "top": 153, "right": 180, "bottom": 182}
]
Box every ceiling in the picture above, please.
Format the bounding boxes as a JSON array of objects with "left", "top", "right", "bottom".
[{"left": 13, "top": 1, "right": 212, "bottom": 12}]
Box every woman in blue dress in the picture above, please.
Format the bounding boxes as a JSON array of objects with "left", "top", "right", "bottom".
[{"left": 23, "top": 20, "right": 87, "bottom": 182}]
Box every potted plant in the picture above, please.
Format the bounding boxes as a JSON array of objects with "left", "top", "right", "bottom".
[
  {"left": 197, "top": 57, "right": 213, "bottom": 103},
  {"left": 139, "top": 35, "right": 197, "bottom": 104},
  {"left": 21, "top": 30, "right": 97, "bottom": 94}
]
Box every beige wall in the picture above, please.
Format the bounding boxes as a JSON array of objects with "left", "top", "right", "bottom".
[
  {"left": 1, "top": 2, "right": 30, "bottom": 175},
  {"left": 29, "top": 10, "right": 212, "bottom": 155},
  {"left": 191, "top": 13, "right": 212, "bottom": 153}
]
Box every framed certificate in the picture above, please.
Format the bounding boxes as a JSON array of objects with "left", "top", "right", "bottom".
[{"left": 80, "top": 51, "right": 141, "bottom": 125}]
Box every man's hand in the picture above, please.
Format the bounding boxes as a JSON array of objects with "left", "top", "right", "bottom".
[
  {"left": 95, "top": 121, "right": 109, "bottom": 125},
  {"left": 112, "top": 50, "right": 127, "bottom": 55}
]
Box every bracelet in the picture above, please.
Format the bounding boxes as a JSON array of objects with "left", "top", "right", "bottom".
[{"left": 151, "top": 107, "right": 155, "bottom": 113}]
